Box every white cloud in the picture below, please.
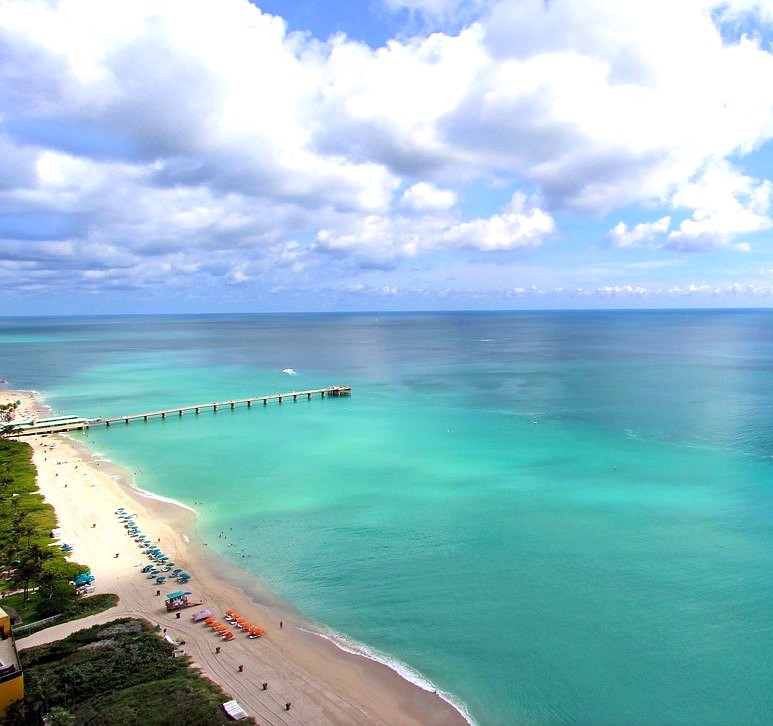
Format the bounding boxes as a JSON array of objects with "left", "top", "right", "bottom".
[
  {"left": 401, "top": 182, "right": 458, "bottom": 211},
  {"left": 2, "top": 0, "right": 773, "bottom": 308},
  {"left": 667, "top": 161, "right": 773, "bottom": 250},
  {"left": 311, "top": 23, "right": 486, "bottom": 176},
  {"left": 314, "top": 191, "right": 553, "bottom": 266},
  {"left": 605, "top": 216, "right": 671, "bottom": 249},
  {"left": 379, "top": 0, "right": 492, "bottom": 28},
  {"left": 441, "top": 0, "right": 773, "bottom": 217},
  {"left": 314, "top": 215, "right": 420, "bottom": 267},
  {"left": 438, "top": 192, "right": 554, "bottom": 251},
  {"left": 581, "top": 285, "right": 650, "bottom": 298}
]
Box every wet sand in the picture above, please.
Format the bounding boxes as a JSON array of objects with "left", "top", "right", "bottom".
[{"left": 3, "top": 391, "right": 467, "bottom": 725}]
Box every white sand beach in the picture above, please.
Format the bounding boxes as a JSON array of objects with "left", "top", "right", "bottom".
[{"left": 3, "top": 391, "right": 466, "bottom": 726}]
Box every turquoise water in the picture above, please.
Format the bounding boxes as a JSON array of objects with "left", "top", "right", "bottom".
[{"left": 2, "top": 311, "right": 772, "bottom": 724}]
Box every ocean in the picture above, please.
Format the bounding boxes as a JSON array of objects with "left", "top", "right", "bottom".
[{"left": 1, "top": 310, "right": 772, "bottom": 724}]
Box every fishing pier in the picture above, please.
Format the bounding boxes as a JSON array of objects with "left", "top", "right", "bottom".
[{"left": 6, "top": 386, "right": 351, "bottom": 436}]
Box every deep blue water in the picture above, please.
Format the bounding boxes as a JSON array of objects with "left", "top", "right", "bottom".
[{"left": 2, "top": 310, "right": 772, "bottom": 724}]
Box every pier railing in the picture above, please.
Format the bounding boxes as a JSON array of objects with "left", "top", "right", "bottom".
[{"left": 7, "top": 386, "right": 351, "bottom": 436}]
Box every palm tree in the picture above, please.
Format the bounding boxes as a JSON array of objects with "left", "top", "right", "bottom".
[{"left": 14, "top": 543, "right": 54, "bottom": 602}]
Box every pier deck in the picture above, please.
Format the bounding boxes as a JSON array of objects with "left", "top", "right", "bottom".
[{"left": 6, "top": 386, "right": 351, "bottom": 436}]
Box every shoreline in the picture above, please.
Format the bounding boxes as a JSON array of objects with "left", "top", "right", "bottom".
[{"left": 2, "top": 389, "right": 470, "bottom": 726}]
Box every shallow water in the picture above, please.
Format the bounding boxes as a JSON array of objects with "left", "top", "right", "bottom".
[{"left": 2, "top": 310, "right": 772, "bottom": 724}]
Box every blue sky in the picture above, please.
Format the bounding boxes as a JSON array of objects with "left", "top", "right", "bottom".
[{"left": 1, "top": 0, "right": 773, "bottom": 314}]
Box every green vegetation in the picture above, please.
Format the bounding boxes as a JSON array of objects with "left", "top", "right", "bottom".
[
  {"left": 2, "top": 591, "right": 119, "bottom": 638},
  {"left": 3, "top": 618, "right": 256, "bottom": 725},
  {"left": 0, "top": 439, "right": 114, "bottom": 625}
]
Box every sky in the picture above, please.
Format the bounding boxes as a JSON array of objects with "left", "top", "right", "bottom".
[{"left": 1, "top": 0, "right": 773, "bottom": 314}]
